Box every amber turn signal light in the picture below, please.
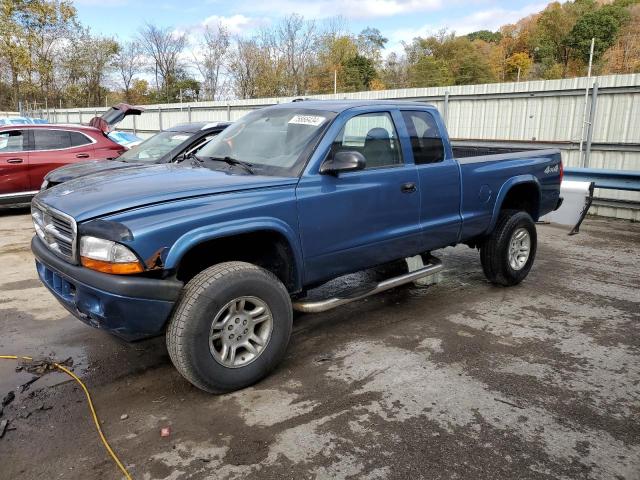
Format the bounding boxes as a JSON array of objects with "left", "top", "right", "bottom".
[{"left": 81, "top": 256, "right": 144, "bottom": 275}]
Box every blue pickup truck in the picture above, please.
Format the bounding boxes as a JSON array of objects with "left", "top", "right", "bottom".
[{"left": 31, "top": 100, "right": 562, "bottom": 393}]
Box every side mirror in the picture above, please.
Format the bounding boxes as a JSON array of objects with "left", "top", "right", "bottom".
[
  {"left": 174, "top": 152, "right": 191, "bottom": 163},
  {"left": 320, "top": 151, "right": 366, "bottom": 175}
]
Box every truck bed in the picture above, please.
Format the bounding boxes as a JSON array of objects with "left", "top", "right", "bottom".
[
  {"left": 452, "top": 144, "right": 562, "bottom": 241},
  {"left": 451, "top": 143, "right": 532, "bottom": 159}
]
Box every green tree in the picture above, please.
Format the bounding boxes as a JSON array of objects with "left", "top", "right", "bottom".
[
  {"left": 407, "top": 56, "right": 453, "bottom": 87},
  {"left": 356, "top": 27, "right": 388, "bottom": 64},
  {"left": 343, "top": 54, "right": 377, "bottom": 91},
  {"left": 467, "top": 30, "right": 502, "bottom": 43},
  {"left": 0, "top": 0, "right": 29, "bottom": 107},
  {"left": 565, "top": 5, "right": 631, "bottom": 62},
  {"left": 529, "top": 0, "right": 597, "bottom": 77}
]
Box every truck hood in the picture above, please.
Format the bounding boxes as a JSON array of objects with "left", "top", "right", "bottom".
[
  {"left": 45, "top": 160, "right": 141, "bottom": 186},
  {"left": 35, "top": 164, "right": 297, "bottom": 222}
]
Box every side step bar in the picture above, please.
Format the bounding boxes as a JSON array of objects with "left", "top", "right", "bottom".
[{"left": 292, "top": 256, "right": 443, "bottom": 313}]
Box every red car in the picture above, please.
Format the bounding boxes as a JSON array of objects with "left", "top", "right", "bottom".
[{"left": 0, "top": 104, "right": 142, "bottom": 205}]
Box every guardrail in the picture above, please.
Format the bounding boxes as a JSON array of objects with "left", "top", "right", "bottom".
[
  {"left": 563, "top": 167, "right": 640, "bottom": 191},
  {"left": 561, "top": 168, "right": 640, "bottom": 233}
]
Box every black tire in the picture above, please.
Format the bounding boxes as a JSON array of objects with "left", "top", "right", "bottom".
[
  {"left": 166, "top": 261, "right": 292, "bottom": 393},
  {"left": 480, "top": 210, "right": 537, "bottom": 286}
]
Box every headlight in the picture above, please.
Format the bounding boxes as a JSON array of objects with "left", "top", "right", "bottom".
[{"left": 79, "top": 236, "right": 143, "bottom": 274}]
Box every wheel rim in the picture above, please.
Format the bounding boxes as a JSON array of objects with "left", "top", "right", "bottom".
[
  {"left": 508, "top": 227, "right": 531, "bottom": 271},
  {"left": 209, "top": 296, "right": 273, "bottom": 368}
]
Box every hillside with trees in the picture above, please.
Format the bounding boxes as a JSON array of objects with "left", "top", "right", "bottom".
[{"left": 0, "top": 0, "right": 638, "bottom": 111}]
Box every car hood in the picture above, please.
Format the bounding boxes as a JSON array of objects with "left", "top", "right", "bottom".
[
  {"left": 45, "top": 160, "right": 140, "bottom": 185},
  {"left": 35, "top": 164, "right": 297, "bottom": 222}
]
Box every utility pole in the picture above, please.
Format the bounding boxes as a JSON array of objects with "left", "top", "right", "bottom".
[{"left": 578, "top": 37, "right": 595, "bottom": 167}]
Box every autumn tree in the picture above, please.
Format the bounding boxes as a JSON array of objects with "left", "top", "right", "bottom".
[
  {"left": 356, "top": 27, "right": 388, "bottom": 65},
  {"left": 275, "top": 14, "right": 318, "bottom": 96},
  {"left": 111, "top": 40, "right": 145, "bottom": 103},
  {"left": 602, "top": 4, "right": 640, "bottom": 73},
  {"left": 192, "top": 23, "right": 231, "bottom": 101},
  {"left": 138, "top": 23, "right": 188, "bottom": 102},
  {"left": 566, "top": 4, "right": 631, "bottom": 63}
]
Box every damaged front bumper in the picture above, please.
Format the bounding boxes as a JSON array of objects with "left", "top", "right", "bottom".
[{"left": 32, "top": 236, "right": 183, "bottom": 341}]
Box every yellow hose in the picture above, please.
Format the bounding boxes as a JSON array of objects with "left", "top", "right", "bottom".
[{"left": 0, "top": 355, "right": 133, "bottom": 480}]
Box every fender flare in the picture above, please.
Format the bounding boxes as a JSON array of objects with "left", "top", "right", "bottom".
[
  {"left": 487, "top": 175, "right": 542, "bottom": 233},
  {"left": 164, "top": 217, "right": 304, "bottom": 290}
]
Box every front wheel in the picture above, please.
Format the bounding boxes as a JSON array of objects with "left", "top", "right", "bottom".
[
  {"left": 166, "top": 262, "right": 293, "bottom": 393},
  {"left": 480, "top": 210, "right": 537, "bottom": 286}
]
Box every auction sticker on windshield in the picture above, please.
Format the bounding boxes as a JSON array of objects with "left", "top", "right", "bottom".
[{"left": 288, "top": 114, "right": 326, "bottom": 126}]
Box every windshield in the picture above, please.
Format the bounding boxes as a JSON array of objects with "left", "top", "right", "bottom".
[
  {"left": 196, "top": 107, "right": 336, "bottom": 176},
  {"left": 119, "top": 131, "right": 192, "bottom": 163}
]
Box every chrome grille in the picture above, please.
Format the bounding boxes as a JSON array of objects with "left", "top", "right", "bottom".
[{"left": 32, "top": 200, "right": 77, "bottom": 263}]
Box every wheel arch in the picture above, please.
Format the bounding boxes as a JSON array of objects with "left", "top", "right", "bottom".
[
  {"left": 488, "top": 176, "right": 541, "bottom": 233},
  {"left": 165, "top": 218, "right": 304, "bottom": 293}
]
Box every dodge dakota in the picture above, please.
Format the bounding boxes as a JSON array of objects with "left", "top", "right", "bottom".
[{"left": 31, "top": 100, "right": 563, "bottom": 393}]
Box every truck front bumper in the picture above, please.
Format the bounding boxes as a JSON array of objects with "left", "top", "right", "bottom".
[{"left": 32, "top": 236, "right": 183, "bottom": 341}]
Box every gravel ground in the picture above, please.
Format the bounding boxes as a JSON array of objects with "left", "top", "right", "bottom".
[{"left": 0, "top": 207, "right": 638, "bottom": 480}]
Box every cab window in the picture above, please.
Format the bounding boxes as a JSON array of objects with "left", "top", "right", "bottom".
[
  {"left": 401, "top": 110, "right": 444, "bottom": 164},
  {"left": 331, "top": 112, "right": 402, "bottom": 169}
]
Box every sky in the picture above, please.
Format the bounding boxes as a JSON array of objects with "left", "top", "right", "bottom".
[{"left": 71, "top": 0, "right": 548, "bottom": 53}]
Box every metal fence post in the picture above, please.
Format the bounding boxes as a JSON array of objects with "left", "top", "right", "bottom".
[
  {"left": 78, "top": 109, "right": 82, "bottom": 123},
  {"left": 132, "top": 115, "right": 137, "bottom": 135},
  {"left": 584, "top": 81, "right": 599, "bottom": 169},
  {"left": 158, "top": 107, "right": 163, "bottom": 131},
  {"left": 66, "top": 110, "right": 70, "bottom": 123},
  {"left": 443, "top": 91, "right": 450, "bottom": 127},
  {"left": 227, "top": 104, "right": 231, "bottom": 121},
  {"left": 188, "top": 104, "right": 192, "bottom": 122}
]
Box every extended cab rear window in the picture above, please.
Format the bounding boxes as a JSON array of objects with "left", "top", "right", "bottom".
[{"left": 401, "top": 110, "right": 444, "bottom": 164}]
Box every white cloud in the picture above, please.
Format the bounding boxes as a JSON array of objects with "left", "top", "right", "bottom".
[{"left": 201, "top": 14, "right": 270, "bottom": 35}]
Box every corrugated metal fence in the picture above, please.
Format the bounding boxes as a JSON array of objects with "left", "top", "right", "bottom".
[{"left": 26, "top": 73, "right": 640, "bottom": 220}]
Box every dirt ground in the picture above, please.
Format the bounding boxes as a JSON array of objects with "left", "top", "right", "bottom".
[{"left": 0, "top": 207, "right": 638, "bottom": 480}]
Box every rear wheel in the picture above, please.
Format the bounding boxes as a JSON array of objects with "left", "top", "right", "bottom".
[
  {"left": 166, "top": 261, "right": 292, "bottom": 393},
  {"left": 480, "top": 210, "right": 537, "bottom": 286}
]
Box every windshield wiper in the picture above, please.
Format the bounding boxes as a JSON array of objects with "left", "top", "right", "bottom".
[{"left": 192, "top": 155, "right": 255, "bottom": 174}]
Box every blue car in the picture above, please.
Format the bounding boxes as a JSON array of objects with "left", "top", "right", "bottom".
[
  {"left": 0, "top": 116, "right": 48, "bottom": 126},
  {"left": 31, "top": 100, "right": 563, "bottom": 393},
  {"left": 107, "top": 130, "right": 143, "bottom": 148}
]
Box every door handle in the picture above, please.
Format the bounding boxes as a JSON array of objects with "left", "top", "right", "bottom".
[
  {"left": 6, "top": 158, "right": 23, "bottom": 164},
  {"left": 401, "top": 182, "right": 417, "bottom": 193},
  {"left": 75, "top": 153, "right": 90, "bottom": 159}
]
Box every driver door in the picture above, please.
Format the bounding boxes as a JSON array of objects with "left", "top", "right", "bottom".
[{"left": 296, "top": 110, "right": 421, "bottom": 285}]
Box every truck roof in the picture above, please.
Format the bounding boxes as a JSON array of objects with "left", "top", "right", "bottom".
[{"left": 271, "top": 99, "right": 435, "bottom": 113}]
